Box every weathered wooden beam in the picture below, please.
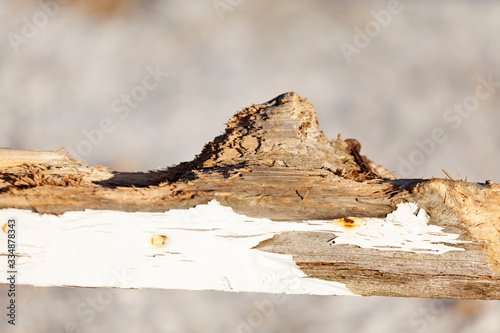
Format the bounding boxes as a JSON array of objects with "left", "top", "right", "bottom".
[{"left": 0, "top": 92, "right": 499, "bottom": 299}]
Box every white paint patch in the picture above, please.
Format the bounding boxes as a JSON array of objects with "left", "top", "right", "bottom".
[
  {"left": 328, "top": 202, "right": 466, "bottom": 254},
  {"left": 0, "top": 201, "right": 354, "bottom": 295},
  {"left": 0, "top": 201, "right": 464, "bottom": 294}
]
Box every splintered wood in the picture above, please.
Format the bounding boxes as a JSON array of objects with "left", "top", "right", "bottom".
[{"left": 0, "top": 92, "right": 499, "bottom": 299}]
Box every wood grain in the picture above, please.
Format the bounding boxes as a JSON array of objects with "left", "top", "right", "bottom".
[{"left": 1, "top": 92, "right": 499, "bottom": 299}]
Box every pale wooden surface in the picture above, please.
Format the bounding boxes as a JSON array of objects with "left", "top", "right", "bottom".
[{"left": 0, "top": 92, "right": 499, "bottom": 299}]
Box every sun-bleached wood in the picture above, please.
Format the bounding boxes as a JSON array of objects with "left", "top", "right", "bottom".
[{"left": 0, "top": 92, "right": 499, "bottom": 299}]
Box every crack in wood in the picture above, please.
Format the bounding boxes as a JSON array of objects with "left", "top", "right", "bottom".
[{"left": 0, "top": 92, "right": 499, "bottom": 299}]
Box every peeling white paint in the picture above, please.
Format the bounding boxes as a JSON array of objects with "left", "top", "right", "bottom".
[
  {"left": 0, "top": 201, "right": 354, "bottom": 295},
  {"left": 328, "top": 202, "right": 466, "bottom": 254},
  {"left": 0, "top": 201, "right": 464, "bottom": 295}
]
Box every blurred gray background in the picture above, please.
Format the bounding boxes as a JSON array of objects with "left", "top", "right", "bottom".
[{"left": 1, "top": 0, "right": 499, "bottom": 332}]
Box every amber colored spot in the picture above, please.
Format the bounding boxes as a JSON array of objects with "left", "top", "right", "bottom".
[
  {"left": 2, "top": 223, "right": 7, "bottom": 234},
  {"left": 341, "top": 218, "right": 356, "bottom": 228},
  {"left": 332, "top": 217, "right": 365, "bottom": 229},
  {"left": 151, "top": 235, "right": 167, "bottom": 247}
]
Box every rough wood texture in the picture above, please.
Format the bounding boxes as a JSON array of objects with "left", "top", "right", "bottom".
[{"left": 1, "top": 92, "right": 499, "bottom": 299}]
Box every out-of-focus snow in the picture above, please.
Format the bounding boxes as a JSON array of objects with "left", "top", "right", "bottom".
[
  {"left": 0, "top": 0, "right": 499, "bottom": 182},
  {"left": 1, "top": 1, "right": 499, "bottom": 332}
]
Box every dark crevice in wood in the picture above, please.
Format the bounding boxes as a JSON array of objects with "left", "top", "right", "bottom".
[{"left": 1, "top": 91, "right": 499, "bottom": 299}]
